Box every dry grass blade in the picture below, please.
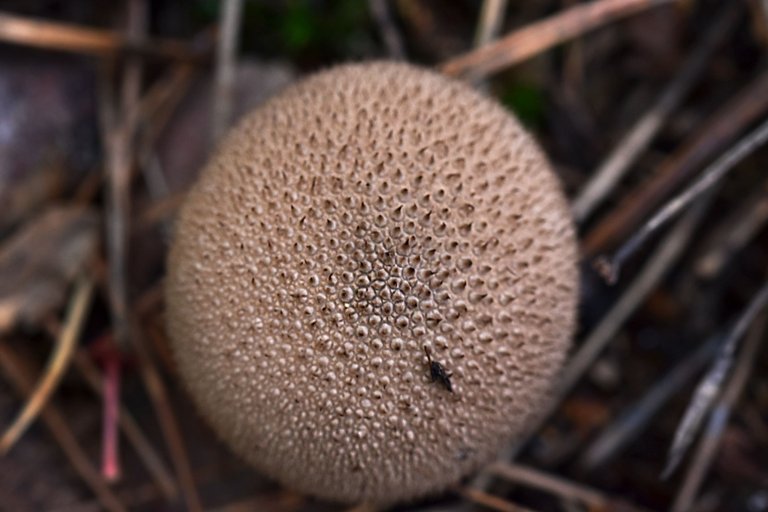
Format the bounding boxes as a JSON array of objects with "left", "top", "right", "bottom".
[
  {"left": 212, "top": 0, "right": 244, "bottom": 144},
  {"left": 662, "top": 279, "right": 768, "bottom": 478},
  {"left": 137, "top": 27, "right": 215, "bottom": 135},
  {"left": 440, "top": 0, "right": 676, "bottom": 79},
  {"left": 0, "top": 276, "right": 93, "bottom": 453},
  {"left": 584, "top": 70, "right": 768, "bottom": 256},
  {"left": 597, "top": 115, "right": 768, "bottom": 284},
  {"left": 0, "top": 342, "right": 127, "bottom": 512},
  {"left": 489, "top": 462, "right": 652, "bottom": 512},
  {"left": 563, "top": 202, "right": 708, "bottom": 405},
  {"left": 104, "top": 0, "right": 145, "bottom": 349},
  {"left": 572, "top": 6, "right": 738, "bottom": 222},
  {"left": 137, "top": 62, "right": 201, "bottom": 169},
  {"left": 133, "top": 325, "right": 204, "bottom": 512},
  {"left": 474, "top": 0, "right": 508, "bottom": 48},
  {"left": 580, "top": 336, "right": 718, "bottom": 470},
  {"left": 206, "top": 491, "right": 305, "bottom": 512},
  {"left": 512, "top": 200, "right": 709, "bottom": 458},
  {"left": 343, "top": 504, "right": 377, "bottom": 512},
  {"left": 368, "top": 0, "right": 406, "bottom": 59},
  {"left": 671, "top": 312, "right": 767, "bottom": 512},
  {"left": 138, "top": 65, "right": 195, "bottom": 129},
  {"left": 465, "top": 0, "right": 508, "bottom": 90},
  {"left": 138, "top": 190, "right": 189, "bottom": 230},
  {"left": 135, "top": 28, "right": 214, "bottom": 207},
  {"left": 0, "top": 11, "right": 203, "bottom": 61},
  {"left": 695, "top": 180, "right": 768, "bottom": 279},
  {"left": 457, "top": 486, "right": 534, "bottom": 512},
  {"left": 490, "top": 462, "right": 606, "bottom": 506}
]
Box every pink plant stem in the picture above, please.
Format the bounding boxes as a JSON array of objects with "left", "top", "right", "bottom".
[{"left": 101, "top": 353, "right": 121, "bottom": 481}]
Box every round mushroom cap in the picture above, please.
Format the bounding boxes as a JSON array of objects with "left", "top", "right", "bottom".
[{"left": 165, "top": 61, "right": 578, "bottom": 504}]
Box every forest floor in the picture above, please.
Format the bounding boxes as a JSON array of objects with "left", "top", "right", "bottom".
[{"left": 0, "top": 1, "right": 766, "bottom": 511}]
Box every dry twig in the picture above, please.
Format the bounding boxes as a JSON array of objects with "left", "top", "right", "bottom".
[
  {"left": 135, "top": 29, "right": 215, "bottom": 205},
  {"left": 474, "top": 0, "right": 509, "bottom": 48},
  {"left": 103, "top": 0, "right": 146, "bottom": 349},
  {"left": 580, "top": 336, "right": 718, "bottom": 470},
  {"left": 663, "top": 280, "right": 768, "bottom": 478},
  {"left": 133, "top": 321, "right": 204, "bottom": 512},
  {"left": 0, "top": 276, "right": 93, "bottom": 453},
  {"left": 441, "top": 0, "right": 676, "bottom": 79},
  {"left": 0, "top": 11, "right": 203, "bottom": 61},
  {"left": 573, "top": 7, "right": 737, "bottom": 221},
  {"left": 465, "top": 0, "right": 508, "bottom": 91},
  {"left": 584, "top": 70, "right": 768, "bottom": 255},
  {"left": 670, "top": 313, "right": 766, "bottom": 512},
  {"left": 489, "top": 462, "right": 652, "bottom": 512},
  {"left": 212, "top": 0, "right": 244, "bottom": 144},
  {"left": 596, "top": 116, "right": 768, "bottom": 283},
  {"left": 457, "top": 486, "right": 534, "bottom": 512},
  {"left": 368, "top": 0, "right": 406, "bottom": 59},
  {"left": 695, "top": 180, "right": 768, "bottom": 279},
  {"left": 343, "top": 504, "right": 377, "bottom": 512}
]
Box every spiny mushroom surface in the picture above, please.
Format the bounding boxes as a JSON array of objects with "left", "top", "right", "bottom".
[{"left": 166, "top": 61, "right": 578, "bottom": 504}]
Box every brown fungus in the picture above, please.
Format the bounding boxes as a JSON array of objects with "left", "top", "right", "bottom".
[{"left": 165, "top": 62, "right": 578, "bottom": 505}]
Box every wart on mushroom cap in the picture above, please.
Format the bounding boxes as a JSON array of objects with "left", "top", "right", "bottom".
[{"left": 165, "top": 61, "right": 578, "bottom": 504}]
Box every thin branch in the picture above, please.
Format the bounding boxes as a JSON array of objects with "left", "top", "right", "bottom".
[
  {"left": 563, "top": 203, "right": 706, "bottom": 415},
  {"left": 663, "top": 281, "right": 768, "bottom": 478},
  {"left": 596, "top": 115, "right": 768, "bottom": 283},
  {"left": 137, "top": 190, "right": 188, "bottom": 232},
  {"left": 369, "top": 0, "right": 406, "bottom": 59},
  {"left": 343, "top": 504, "right": 377, "bottom": 512},
  {"left": 440, "top": 0, "right": 676, "bottom": 79},
  {"left": 474, "top": 0, "right": 508, "bottom": 48},
  {"left": 0, "top": 11, "right": 204, "bottom": 61},
  {"left": 583, "top": 70, "right": 768, "bottom": 256},
  {"left": 208, "top": 494, "right": 305, "bottom": 512},
  {"left": 572, "top": 6, "right": 738, "bottom": 221},
  {"left": 489, "top": 462, "right": 652, "bottom": 512},
  {"left": 580, "top": 336, "right": 718, "bottom": 470},
  {"left": 466, "top": 0, "right": 508, "bottom": 89},
  {"left": 671, "top": 312, "right": 766, "bottom": 512},
  {"left": 695, "top": 180, "right": 768, "bottom": 279},
  {"left": 135, "top": 29, "right": 215, "bottom": 205},
  {"left": 104, "top": 0, "right": 146, "bottom": 350},
  {"left": 457, "top": 486, "right": 534, "bottom": 512},
  {"left": 0, "top": 277, "right": 93, "bottom": 453},
  {"left": 133, "top": 321, "right": 204, "bottom": 512},
  {"left": 212, "top": 0, "right": 244, "bottom": 144}
]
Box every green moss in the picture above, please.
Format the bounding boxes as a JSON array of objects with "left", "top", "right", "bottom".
[
  {"left": 192, "top": 0, "right": 374, "bottom": 63},
  {"left": 500, "top": 82, "right": 545, "bottom": 128}
]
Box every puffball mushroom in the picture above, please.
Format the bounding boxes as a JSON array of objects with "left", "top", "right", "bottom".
[{"left": 165, "top": 61, "right": 578, "bottom": 504}]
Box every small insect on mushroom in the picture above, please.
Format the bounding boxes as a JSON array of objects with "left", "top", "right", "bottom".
[{"left": 424, "top": 346, "right": 453, "bottom": 392}]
